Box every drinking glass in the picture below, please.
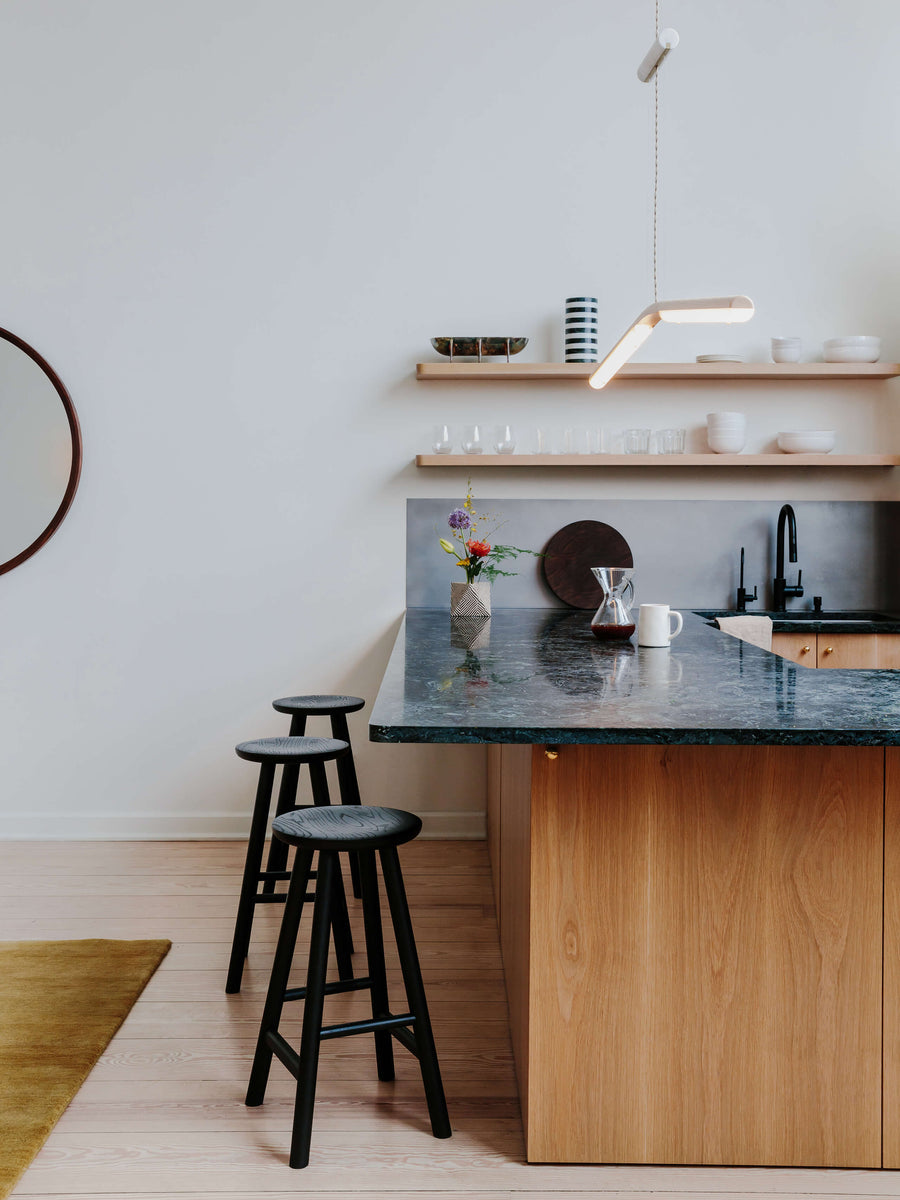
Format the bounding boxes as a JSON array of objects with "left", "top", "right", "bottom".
[
  {"left": 535, "top": 427, "right": 562, "bottom": 455},
  {"left": 657, "top": 428, "right": 686, "bottom": 454},
  {"left": 624, "top": 428, "right": 651, "bottom": 454},
  {"left": 462, "top": 424, "right": 484, "bottom": 454},
  {"left": 432, "top": 424, "right": 453, "bottom": 454},
  {"left": 494, "top": 424, "right": 516, "bottom": 454},
  {"left": 565, "top": 427, "right": 590, "bottom": 454},
  {"left": 593, "top": 428, "right": 623, "bottom": 454}
]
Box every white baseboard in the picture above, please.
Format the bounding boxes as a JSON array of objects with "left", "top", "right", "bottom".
[{"left": 0, "top": 809, "right": 486, "bottom": 841}]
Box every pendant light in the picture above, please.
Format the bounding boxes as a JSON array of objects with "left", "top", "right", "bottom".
[{"left": 589, "top": 7, "right": 754, "bottom": 390}]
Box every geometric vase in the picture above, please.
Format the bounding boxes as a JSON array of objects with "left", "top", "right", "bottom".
[{"left": 450, "top": 580, "right": 491, "bottom": 618}]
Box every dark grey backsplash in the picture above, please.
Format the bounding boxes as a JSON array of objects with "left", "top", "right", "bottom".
[{"left": 407, "top": 499, "right": 900, "bottom": 612}]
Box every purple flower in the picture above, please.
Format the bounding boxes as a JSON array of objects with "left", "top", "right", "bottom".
[{"left": 448, "top": 508, "right": 471, "bottom": 531}]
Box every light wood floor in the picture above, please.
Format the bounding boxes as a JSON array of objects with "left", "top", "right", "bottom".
[{"left": 0, "top": 838, "right": 896, "bottom": 1200}]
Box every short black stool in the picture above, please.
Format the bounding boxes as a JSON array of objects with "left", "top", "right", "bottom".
[
  {"left": 267, "top": 695, "right": 365, "bottom": 899},
  {"left": 246, "top": 804, "right": 452, "bottom": 1169},
  {"left": 225, "top": 736, "right": 355, "bottom": 995}
]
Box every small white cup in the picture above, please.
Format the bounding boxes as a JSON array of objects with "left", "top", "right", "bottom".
[{"left": 638, "top": 603, "right": 684, "bottom": 647}]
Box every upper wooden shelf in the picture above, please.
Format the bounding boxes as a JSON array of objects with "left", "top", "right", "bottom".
[
  {"left": 415, "top": 453, "right": 900, "bottom": 468},
  {"left": 416, "top": 361, "right": 900, "bottom": 382}
]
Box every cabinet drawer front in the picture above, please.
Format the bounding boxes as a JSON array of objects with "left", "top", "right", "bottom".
[
  {"left": 772, "top": 633, "right": 815, "bottom": 665},
  {"left": 818, "top": 634, "right": 878, "bottom": 669}
]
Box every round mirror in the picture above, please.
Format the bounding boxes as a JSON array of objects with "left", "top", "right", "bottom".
[{"left": 0, "top": 328, "right": 81, "bottom": 575}]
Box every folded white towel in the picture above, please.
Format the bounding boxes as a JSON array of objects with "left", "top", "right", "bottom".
[{"left": 715, "top": 615, "right": 773, "bottom": 652}]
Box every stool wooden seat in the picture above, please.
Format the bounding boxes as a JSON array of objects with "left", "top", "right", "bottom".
[
  {"left": 246, "top": 804, "right": 451, "bottom": 1168},
  {"left": 272, "top": 694, "right": 365, "bottom": 719},
  {"left": 268, "top": 695, "right": 366, "bottom": 899},
  {"left": 225, "top": 736, "right": 354, "bottom": 995}
]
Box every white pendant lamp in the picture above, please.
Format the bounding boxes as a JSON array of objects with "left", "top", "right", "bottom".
[
  {"left": 589, "top": 9, "right": 754, "bottom": 390},
  {"left": 590, "top": 296, "right": 755, "bottom": 389}
]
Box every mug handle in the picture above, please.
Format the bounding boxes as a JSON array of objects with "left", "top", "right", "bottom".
[{"left": 668, "top": 610, "right": 683, "bottom": 639}]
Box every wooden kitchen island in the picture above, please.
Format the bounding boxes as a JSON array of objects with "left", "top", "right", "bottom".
[{"left": 369, "top": 608, "right": 900, "bottom": 1169}]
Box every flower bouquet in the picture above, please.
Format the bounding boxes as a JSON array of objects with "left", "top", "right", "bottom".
[{"left": 438, "top": 482, "right": 536, "bottom": 618}]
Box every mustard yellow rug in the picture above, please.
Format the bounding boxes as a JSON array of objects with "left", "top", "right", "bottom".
[{"left": 0, "top": 938, "right": 170, "bottom": 1199}]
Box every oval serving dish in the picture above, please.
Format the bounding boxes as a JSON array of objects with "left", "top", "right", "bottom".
[{"left": 431, "top": 337, "right": 528, "bottom": 357}]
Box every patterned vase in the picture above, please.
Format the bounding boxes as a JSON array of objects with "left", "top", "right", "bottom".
[{"left": 450, "top": 580, "right": 491, "bottom": 619}]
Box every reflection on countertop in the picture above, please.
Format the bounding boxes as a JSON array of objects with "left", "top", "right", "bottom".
[{"left": 369, "top": 608, "right": 900, "bottom": 746}]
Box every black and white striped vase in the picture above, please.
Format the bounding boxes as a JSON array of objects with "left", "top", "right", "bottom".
[{"left": 565, "top": 296, "right": 599, "bottom": 362}]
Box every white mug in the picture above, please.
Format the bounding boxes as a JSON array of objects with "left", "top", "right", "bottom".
[{"left": 638, "top": 603, "right": 683, "bottom": 647}]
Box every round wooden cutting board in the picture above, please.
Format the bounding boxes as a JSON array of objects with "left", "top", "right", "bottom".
[{"left": 541, "top": 520, "right": 634, "bottom": 609}]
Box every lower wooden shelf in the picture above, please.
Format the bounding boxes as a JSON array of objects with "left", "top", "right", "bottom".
[{"left": 415, "top": 453, "right": 900, "bottom": 468}]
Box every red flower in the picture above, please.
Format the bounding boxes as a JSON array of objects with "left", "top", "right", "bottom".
[{"left": 466, "top": 540, "right": 491, "bottom": 558}]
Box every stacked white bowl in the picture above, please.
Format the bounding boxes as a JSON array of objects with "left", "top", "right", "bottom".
[
  {"left": 823, "top": 335, "right": 880, "bottom": 363},
  {"left": 707, "top": 411, "right": 746, "bottom": 454},
  {"left": 771, "top": 337, "right": 802, "bottom": 363}
]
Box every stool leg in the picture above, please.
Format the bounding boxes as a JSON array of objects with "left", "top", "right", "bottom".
[
  {"left": 331, "top": 712, "right": 362, "bottom": 899},
  {"left": 262, "top": 714, "right": 306, "bottom": 894},
  {"left": 246, "top": 846, "right": 314, "bottom": 1106},
  {"left": 380, "top": 846, "right": 452, "bottom": 1140},
  {"left": 309, "top": 760, "right": 354, "bottom": 977},
  {"left": 358, "top": 850, "right": 394, "bottom": 1081},
  {"left": 226, "top": 761, "right": 276, "bottom": 994},
  {"left": 290, "top": 849, "right": 335, "bottom": 1169}
]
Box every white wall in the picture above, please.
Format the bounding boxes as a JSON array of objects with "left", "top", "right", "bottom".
[{"left": 0, "top": 0, "right": 897, "bottom": 838}]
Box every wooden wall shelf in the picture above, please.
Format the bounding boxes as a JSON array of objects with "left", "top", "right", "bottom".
[
  {"left": 415, "top": 453, "right": 900, "bottom": 469},
  {"left": 416, "top": 362, "right": 900, "bottom": 382}
]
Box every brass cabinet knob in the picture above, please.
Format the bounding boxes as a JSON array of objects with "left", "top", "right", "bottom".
[
  {"left": 823, "top": 646, "right": 834, "bottom": 655},
  {"left": 801, "top": 645, "right": 811, "bottom": 654},
  {"left": 544, "top": 746, "right": 559, "bottom": 760}
]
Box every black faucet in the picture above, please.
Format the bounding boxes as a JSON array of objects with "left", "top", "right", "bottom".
[
  {"left": 773, "top": 503, "right": 803, "bottom": 610},
  {"left": 735, "top": 546, "right": 758, "bottom": 612}
]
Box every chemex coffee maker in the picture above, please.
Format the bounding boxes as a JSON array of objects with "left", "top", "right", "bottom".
[{"left": 590, "top": 567, "right": 635, "bottom": 640}]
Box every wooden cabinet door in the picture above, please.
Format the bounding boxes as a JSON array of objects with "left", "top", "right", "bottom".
[
  {"left": 818, "top": 634, "right": 878, "bottom": 669},
  {"left": 526, "top": 744, "right": 884, "bottom": 1166},
  {"left": 877, "top": 634, "right": 900, "bottom": 669},
  {"left": 771, "top": 632, "right": 815, "bottom": 666}
]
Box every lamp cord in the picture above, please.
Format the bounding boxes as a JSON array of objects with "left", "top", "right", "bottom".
[{"left": 652, "top": 0, "right": 660, "bottom": 302}]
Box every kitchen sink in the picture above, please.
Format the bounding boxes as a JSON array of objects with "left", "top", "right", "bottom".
[{"left": 694, "top": 609, "right": 896, "bottom": 624}]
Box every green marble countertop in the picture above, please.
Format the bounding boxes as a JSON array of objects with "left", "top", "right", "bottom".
[{"left": 368, "top": 608, "right": 900, "bottom": 746}]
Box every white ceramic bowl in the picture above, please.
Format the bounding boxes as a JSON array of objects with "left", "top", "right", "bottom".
[
  {"left": 707, "top": 411, "right": 745, "bottom": 423},
  {"left": 708, "top": 434, "right": 746, "bottom": 454},
  {"left": 776, "top": 430, "right": 836, "bottom": 453},
  {"left": 824, "top": 336, "right": 880, "bottom": 363}
]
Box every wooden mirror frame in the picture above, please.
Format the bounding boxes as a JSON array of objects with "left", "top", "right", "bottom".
[{"left": 0, "top": 327, "right": 82, "bottom": 576}]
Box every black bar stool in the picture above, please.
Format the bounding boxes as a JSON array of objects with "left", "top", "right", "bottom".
[
  {"left": 245, "top": 804, "right": 452, "bottom": 1169},
  {"left": 225, "top": 736, "right": 355, "bottom": 995},
  {"left": 267, "top": 695, "right": 365, "bottom": 899}
]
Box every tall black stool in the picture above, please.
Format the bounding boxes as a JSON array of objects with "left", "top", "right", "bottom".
[
  {"left": 267, "top": 695, "right": 365, "bottom": 899},
  {"left": 225, "top": 736, "right": 355, "bottom": 995},
  {"left": 246, "top": 804, "right": 452, "bottom": 1169}
]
